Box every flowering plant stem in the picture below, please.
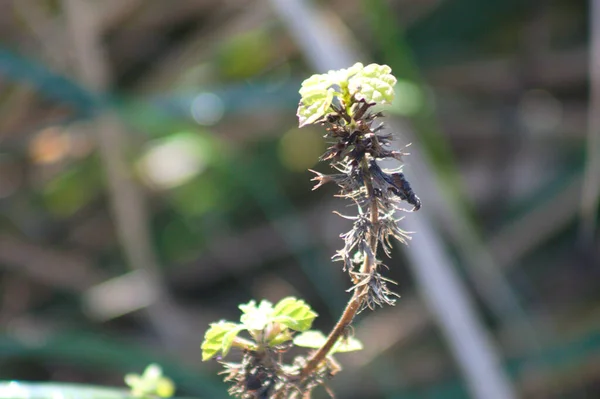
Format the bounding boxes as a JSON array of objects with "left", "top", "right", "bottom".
[
  {"left": 200, "top": 63, "right": 419, "bottom": 398},
  {"left": 300, "top": 157, "right": 379, "bottom": 380}
]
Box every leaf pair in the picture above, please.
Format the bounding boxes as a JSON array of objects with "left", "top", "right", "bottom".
[
  {"left": 201, "top": 297, "right": 318, "bottom": 361},
  {"left": 201, "top": 321, "right": 247, "bottom": 361},
  {"left": 297, "top": 63, "right": 397, "bottom": 127}
]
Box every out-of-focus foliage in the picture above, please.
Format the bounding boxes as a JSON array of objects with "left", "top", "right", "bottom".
[
  {"left": 124, "top": 364, "right": 175, "bottom": 398},
  {"left": 0, "top": 0, "right": 597, "bottom": 398},
  {"left": 0, "top": 382, "right": 133, "bottom": 399}
]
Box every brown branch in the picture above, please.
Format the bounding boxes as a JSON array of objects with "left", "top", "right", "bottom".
[
  {"left": 300, "top": 156, "right": 379, "bottom": 380},
  {"left": 299, "top": 291, "right": 363, "bottom": 379}
]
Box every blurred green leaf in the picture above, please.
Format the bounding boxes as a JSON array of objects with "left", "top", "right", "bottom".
[
  {"left": 293, "top": 330, "right": 363, "bottom": 354},
  {"left": 217, "top": 29, "right": 275, "bottom": 80},
  {"left": 272, "top": 297, "right": 317, "bottom": 332},
  {"left": 332, "top": 336, "right": 364, "bottom": 353},
  {"left": 389, "top": 79, "right": 424, "bottom": 116},
  {"left": 348, "top": 63, "right": 396, "bottom": 105},
  {"left": 156, "top": 214, "right": 204, "bottom": 263},
  {"left": 267, "top": 329, "right": 294, "bottom": 346},
  {"left": 297, "top": 86, "right": 335, "bottom": 127},
  {"left": 292, "top": 330, "right": 325, "bottom": 349},
  {"left": 239, "top": 299, "right": 274, "bottom": 331},
  {"left": 201, "top": 321, "right": 244, "bottom": 361},
  {"left": 0, "top": 332, "right": 227, "bottom": 397},
  {"left": 42, "top": 157, "right": 101, "bottom": 216},
  {"left": 221, "top": 326, "right": 245, "bottom": 357},
  {"left": 125, "top": 363, "right": 175, "bottom": 398},
  {"left": 169, "top": 175, "right": 220, "bottom": 217}
]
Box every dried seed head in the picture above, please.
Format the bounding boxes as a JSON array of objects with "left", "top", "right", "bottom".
[
  {"left": 333, "top": 213, "right": 372, "bottom": 271},
  {"left": 349, "top": 269, "right": 401, "bottom": 312},
  {"left": 312, "top": 95, "right": 420, "bottom": 286}
]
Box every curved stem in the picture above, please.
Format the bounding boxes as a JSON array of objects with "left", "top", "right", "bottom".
[
  {"left": 300, "top": 156, "right": 379, "bottom": 380},
  {"left": 299, "top": 290, "right": 362, "bottom": 379}
]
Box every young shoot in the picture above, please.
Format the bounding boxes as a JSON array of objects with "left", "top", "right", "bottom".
[{"left": 201, "top": 63, "right": 420, "bottom": 399}]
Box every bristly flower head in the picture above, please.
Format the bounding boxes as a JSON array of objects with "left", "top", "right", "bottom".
[{"left": 297, "top": 62, "right": 421, "bottom": 308}]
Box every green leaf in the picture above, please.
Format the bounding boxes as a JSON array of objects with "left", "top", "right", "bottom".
[
  {"left": 124, "top": 374, "right": 141, "bottom": 388},
  {"left": 201, "top": 321, "right": 243, "bottom": 361},
  {"left": 333, "top": 336, "right": 364, "bottom": 353},
  {"left": 297, "top": 86, "right": 335, "bottom": 127},
  {"left": 272, "top": 297, "right": 317, "bottom": 331},
  {"left": 239, "top": 299, "right": 274, "bottom": 330},
  {"left": 155, "top": 378, "right": 175, "bottom": 398},
  {"left": 298, "top": 73, "right": 334, "bottom": 99},
  {"left": 142, "top": 364, "right": 162, "bottom": 380},
  {"left": 293, "top": 330, "right": 363, "bottom": 354},
  {"left": 124, "top": 364, "right": 175, "bottom": 398},
  {"left": 297, "top": 70, "right": 346, "bottom": 127},
  {"left": 221, "top": 325, "right": 245, "bottom": 357},
  {"left": 268, "top": 329, "right": 294, "bottom": 346},
  {"left": 293, "top": 330, "right": 326, "bottom": 349},
  {"left": 297, "top": 63, "right": 397, "bottom": 127},
  {"left": 328, "top": 62, "right": 364, "bottom": 94},
  {"left": 348, "top": 63, "right": 396, "bottom": 105}
]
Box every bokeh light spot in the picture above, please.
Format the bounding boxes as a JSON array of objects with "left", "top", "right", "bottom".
[
  {"left": 191, "top": 92, "right": 225, "bottom": 126},
  {"left": 138, "top": 132, "right": 209, "bottom": 190},
  {"left": 29, "top": 127, "right": 70, "bottom": 164}
]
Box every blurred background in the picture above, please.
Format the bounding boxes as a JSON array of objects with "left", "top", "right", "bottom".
[{"left": 0, "top": 0, "right": 598, "bottom": 398}]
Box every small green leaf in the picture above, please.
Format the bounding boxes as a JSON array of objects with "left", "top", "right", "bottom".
[
  {"left": 335, "top": 62, "right": 364, "bottom": 82},
  {"left": 239, "top": 299, "right": 274, "bottom": 330},
  {"left": 297, "top": 70, "right": 345, "bottom": 127},
  {"left": 124, "top": 374, "right": 141, "bottom": 387},
  {"left": 125, "top": 364, "right": 175, "bottom": 398},
  {"left": 142, "top": 364, "right": 162, "bottom": 380},
  {"left": 293, "top": 330, "right": 326, "bottom": 349},
  {"left": 268, "top": 328, "right": 294, "bottom": 346},
  {"left": 333, "top": 336, "right": 363, "bottom": 353},
  {"left": 298, "top": 73, "right": 334, "bottom": 99},
  {"left": 272, "top": 297, "right": 317, "bottom": 331},
  {"left": 329, "top": 62, "right": 364, "bottom": 97},
  {"left": 297, "top": 87, "right": 335, "bottom": 127},
  {"left": 221, "top": 325, "right": 245, "bottom": 357},
  {"left": 294, "top": 330, "right": 363, "bottom": 354},
  {"left": 348, "top": 63, "right": 396, "bottom": 105},
  {"left": 201, "top": 321, "right": 243, "bottom": 361},
  {"left": 155, "top": 378, "right": 175, "bottom": 398}
]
